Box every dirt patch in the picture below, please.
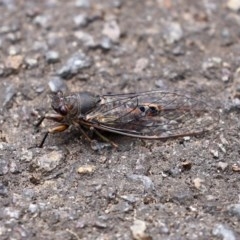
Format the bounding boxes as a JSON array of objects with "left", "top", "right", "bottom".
[{"left": 0, "top": 0, "right": 240, "bottom": 239}]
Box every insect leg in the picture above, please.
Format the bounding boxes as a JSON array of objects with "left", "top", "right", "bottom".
[
  {"left": 38, "top": 124, "right": 69, "bottom": 148},
  {"left": 36, "top": 114, "right": 64, "bottom": 127},
  {"left": 90, "top": 127, "right": 118, "bottom": 148},
  {"left": 77, "top": 125, "right": 93, "bottom": 142},
  {"left": 38, "top": 132, "right": 49, "bottom": 148},
  {"left": 35, "top": 116, "right": 45, "bottom": 127}
]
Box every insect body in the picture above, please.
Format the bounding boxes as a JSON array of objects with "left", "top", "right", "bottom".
[{"left": 37, "top": 90, "right": 219, "bottom": 147}]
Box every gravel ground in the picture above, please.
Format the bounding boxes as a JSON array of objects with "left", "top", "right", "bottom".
[{"left": 1, "top": 0, "right": 240, "bottom": 239}]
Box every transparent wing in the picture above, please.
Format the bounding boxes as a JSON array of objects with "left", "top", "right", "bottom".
[{"left": 84, "top": 90, "right": 219, "bottom": 139}]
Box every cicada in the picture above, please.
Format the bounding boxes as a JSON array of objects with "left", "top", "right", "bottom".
[{"left": 36, "top": 90, "right": 219, "bottom": 148}]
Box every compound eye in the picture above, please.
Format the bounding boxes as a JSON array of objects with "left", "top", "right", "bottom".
[{"left": 59, "top": 105, "right": 68, "bottom": 115}]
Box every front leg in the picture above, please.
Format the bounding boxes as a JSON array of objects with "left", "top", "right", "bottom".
[
  {"left": 36, "top": 113, "right": 67, "bottom": 148},
  {"left": 38, "top": 124, "right": 69, "bottom": 148},
  {"left": 35, "top": 113, "right": 64, "bottom": 127}
]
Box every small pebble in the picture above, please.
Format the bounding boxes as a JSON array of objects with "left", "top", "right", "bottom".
[
  {"left": 120, "top": 194, "right": 138, "bottom": 204},
  {"left": 32, "top": 41, "right": 48, "bottom": 51},
  {"left": 232, "top": 164, "right": 240, "bottom": 172},
  {"left": 25, "top": 58, "right": 38, "bottom": 69},
  {"left": 221, "top": 28, "right": 234, "bottom": 46},
  {"left": 193, "top": 177, "right": 204, "bottom": 190},
  {"left": 20, "top": 148, "right": 33, "bottom": 163},
  {"left": 3, "top": 207, "right": 21, "bottom": 219},
  {"left": 227, "top": 204, "right": 240, "bottom": 219},
  {"left": 28, "top": 203, "right": 39, "bottom": 214},
  {"left": 112, "top": 0, "right": 123, "bottom": 8},
  {"left": 107, "top": 201, "right": 132, "bottom": 213},
  {"left": 227, "top": 0, "right": 240, "bottom": 11},
  {"left": 99, "top": 37, "right": 112, "bottom": 50},
  {"left": 217, "top": 162, "right": 228, "bottom": 171},
  {"left": 102, "top": 20, "right": 121, "bottom": 42},
  {"left": 221, "top": 68, "right": 233, "bottom": 82},
  {"left": 0, "top": 182, "right": 8, "bottom": 196},
  {"left": 172, "top": 45, "right": 185, "bottom": 56},
  {"left": 171, "top": 189, "right": 193, "bottom": 204},
  {"left": 212, "top": 224, "right": 236, "bottom": 240},
  {"left": 154, "top": 79, "right": 166, "bottom": 88},
  {"left": 134, "top": 58, "right": 149, "bottom": 73},
  {"left": 48, "top": 77, "right": 68, "bottom": 93},
  {"left": 2, "top": 84, "right": 16, "bottom": 107},
  {"left": 0, "top": 159, "right": 9, "bottom": 175},
  {"left": 5, "top": 55, "right": 23, "bottom": 71},
  {"left": 75, "top": 0, "right": 90, "bottom": 8},
  {"left": 36, "top": 150, "right": 65, "bottom": 172},
  {"left": 33, "top": 15, "right": 51, "bottom": 29},
  {"left": 127, "top": 174, "right": 155, "bottom": 192},
  {"left": 163, "top": 21, "right": 183, "bottom": 44},
  {"left": 9, "top": 161, "right": 20, "bottom": 173},
  {"left": 93, "top": 220, "right": 107, "bottom": 229},
  {"left": 210, "top": 149, "right": 219, "bottom": 158},
  {"left": 34, "top": 84, "right": 45, "bottom": 94},
  {"left": 159, "top": 222, "right": 169, "bottom": 234},
  {"left": 45, "top": 51, "right": 60, "bottom": 64},
  {"left": 22, "top": 188, "right": 36, "bottom": 200},
  {"left": 57, "top": 52, "right": 92, "bottom": 79},
  {"left": 6, "top": 31, "right": 22, "bottom": 43},
  {"left": 73, "top": 14, "right": 88, "bottom": 28},
  {"left": 130, "top": 219, "right": 149, "bottom": 240},
  {"left": 183, "top": 136, "right": 191, "bottom": 141},
  {"left": 74, "top": 31, "right": 96, "bottom": 48},
  {"left": 90, "top": 140, "right": 111, "bottom": 151},
  {"left": 0, "top": 24, "right": 19, "bottom": 34},
  {"left": 8, "top": 45, "right": 21, "bottom": 55},
  {"left": 77, "top": 165, "right": 96, "bottom": 174}
]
